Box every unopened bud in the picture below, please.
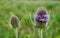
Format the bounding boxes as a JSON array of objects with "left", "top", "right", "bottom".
[{"left": 9, "top": 15, "right": 20, "bottom": 28}]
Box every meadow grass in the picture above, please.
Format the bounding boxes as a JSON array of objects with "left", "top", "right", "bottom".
[{"left": 0, "top": 1, "right": 60, "bottom": 38}]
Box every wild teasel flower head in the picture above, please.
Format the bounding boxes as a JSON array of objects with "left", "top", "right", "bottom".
[
  {"left": 9, "top": 15, "right": 20, "bottom": 28},
  {"left": 34, "top": 7, "right": 49, "bottom": 28}
]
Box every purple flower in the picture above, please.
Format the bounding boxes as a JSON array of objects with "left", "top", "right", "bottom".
[
  {"left": 34, "top": 14, "right": 49, "bottom": 22},
  {"left": 34, "top": 7, "right": 50, "bottom": 28}
]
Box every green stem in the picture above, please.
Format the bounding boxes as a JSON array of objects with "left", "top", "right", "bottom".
[
  {"left": 15, "top": 28, "right": 18, "bottom": 38},
  {"left": 38, "top": 28, "right": 43, "bottom": 38}
]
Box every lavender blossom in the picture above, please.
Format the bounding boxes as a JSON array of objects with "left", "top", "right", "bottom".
[{"left": 34, "top": 14, "right": 49, "bottom": 22}]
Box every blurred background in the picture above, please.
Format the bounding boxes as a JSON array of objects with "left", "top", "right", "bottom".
[{"left": 0, "top": 0, "right": 60, "bottom": 38}]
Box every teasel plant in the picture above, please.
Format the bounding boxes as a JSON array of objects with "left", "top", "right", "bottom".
[
  {"left": 9, "top": 15, "right": 20, "bottom": 38},
  {"left": 30, "top": 7, "right": 50, "bottom": 38}
]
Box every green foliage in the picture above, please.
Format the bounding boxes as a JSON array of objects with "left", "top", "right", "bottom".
[{"left": 0, "top": 1, "right": 60, "bottom": 38}]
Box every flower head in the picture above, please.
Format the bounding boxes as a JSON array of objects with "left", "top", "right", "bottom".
[
  {"left": 34, "top": 7, "right": 49, "bottom": 28},
  {"left": 9, "top": 15, "right": 20, "bottom": 28}
]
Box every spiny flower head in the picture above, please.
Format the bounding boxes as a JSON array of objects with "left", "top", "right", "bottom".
[
  {"left": 34, "top": 7, "right": 50, "bottom": 28},
  {"left": 9, "top": 15, "right": 20, "bottom": 28}
]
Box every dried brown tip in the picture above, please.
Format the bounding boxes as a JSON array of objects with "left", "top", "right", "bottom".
[{"left": 36, "top": 7, "right": 48, "bottom": 15}]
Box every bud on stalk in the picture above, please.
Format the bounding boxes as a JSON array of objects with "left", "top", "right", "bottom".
[{"left": 9, "top": 15, "right": 20, "bottom": 38}]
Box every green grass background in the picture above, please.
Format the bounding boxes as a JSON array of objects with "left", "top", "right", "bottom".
[{"left": 0, "top": 1, "right": 60, "bottom": 38}]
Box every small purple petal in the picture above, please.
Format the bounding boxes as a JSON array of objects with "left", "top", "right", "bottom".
[
  {"left": 43, "top": 15, "right": 49, "bottom": 21},
  {"left": 34, "top": 15, "right": 41, "bottom": 20},
  {"left": 43, "top": 15, "right": 49, "bottom": 19}
]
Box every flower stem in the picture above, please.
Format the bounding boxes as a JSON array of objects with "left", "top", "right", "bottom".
[
  {"left": 38, "top": 28, "right": 43, "bottom": 38},
  {"left": 40, "top": 29, "right": 43, "bottom": 38},
  {"left": 15, "top": 28, "right": 18, "bottom": 38}
]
